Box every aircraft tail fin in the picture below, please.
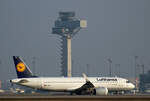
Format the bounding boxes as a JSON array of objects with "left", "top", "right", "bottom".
[{"left": 13, "top": 56, "right": 37, "bottom": 78}]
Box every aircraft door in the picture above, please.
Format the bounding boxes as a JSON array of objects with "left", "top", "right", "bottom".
[{"left": 39, "top": 79, "right": 44, "bottom": 89}]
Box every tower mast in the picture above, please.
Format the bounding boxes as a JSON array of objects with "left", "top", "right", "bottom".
[{"left": 52, "top": 12, "right": 87, "bottom": 77}]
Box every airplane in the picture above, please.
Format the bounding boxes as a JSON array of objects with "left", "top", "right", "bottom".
[{"left": 10, "top": 56, "right": 135, "bottom": 95}]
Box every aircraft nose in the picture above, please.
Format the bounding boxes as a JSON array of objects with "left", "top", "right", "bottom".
[
  {"left": 131, "top": 83, "right": 135, "bottom": 89},
  {"left": 10, "top": 79, "right": 18, "bottom": 83}
]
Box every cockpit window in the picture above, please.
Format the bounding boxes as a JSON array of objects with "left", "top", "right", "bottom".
[{"left": 126, "top": 80, "right": 131, "bottom": 83}]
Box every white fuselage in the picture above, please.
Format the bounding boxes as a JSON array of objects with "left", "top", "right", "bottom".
[{"left": 11, "top": 77, "right": 135, "bottom": 92}]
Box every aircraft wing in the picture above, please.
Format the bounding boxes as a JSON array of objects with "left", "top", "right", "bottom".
[{"left": 73, "top": 73, "right": 95, "bottom": 94}]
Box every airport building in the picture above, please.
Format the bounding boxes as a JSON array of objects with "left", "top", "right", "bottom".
[{"left": 139, "top": 70, "right": 150, "bottom": 93}]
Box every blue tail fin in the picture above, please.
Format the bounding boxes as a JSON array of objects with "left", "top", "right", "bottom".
[{"left": 13, "top": 56, "right": 37, "bottom": 78}]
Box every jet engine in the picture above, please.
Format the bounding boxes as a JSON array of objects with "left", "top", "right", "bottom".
[{"left": 95, "top": 87, "right": 108, "bottom": 95}]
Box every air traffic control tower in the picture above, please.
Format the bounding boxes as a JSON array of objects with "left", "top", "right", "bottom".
[{"left": 52, "top": 12, "right": 87, "bottom": 77}]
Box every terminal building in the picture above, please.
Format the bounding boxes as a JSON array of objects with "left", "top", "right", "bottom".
[{"left": 139, "top": 70, "right": 150, "bottom": 93}]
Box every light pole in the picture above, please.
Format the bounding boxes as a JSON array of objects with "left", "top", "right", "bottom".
[
  {"left": 115, "top": 64, "right": 120, "bottom": 76},
  {"left": 134, "top": 56, "right": 138, "bottom": 91},
  {"left": 86, "top": 64, "right": 90, "bottom": 76},
  {"left": 141, "top": 64, "right": 145, "bottom": 74},
  {"left": 32, "top": 57, "right": 36, "bottom": 75},
  {"left": 108, "top": 58, "right": 112, "bottom": 77}
]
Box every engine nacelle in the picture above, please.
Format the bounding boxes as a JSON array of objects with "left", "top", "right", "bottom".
[{"left": 95, "top": 87, "right": 108, "bottom": 95}]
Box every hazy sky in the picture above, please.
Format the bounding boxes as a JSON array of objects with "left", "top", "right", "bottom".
[{"left": 0, "top": 0, "right": 150, "bottom": 81}]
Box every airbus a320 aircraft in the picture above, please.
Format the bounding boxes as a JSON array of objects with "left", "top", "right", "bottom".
[{"left": 10, "top": 56, "right": 135, "bottom": 95}]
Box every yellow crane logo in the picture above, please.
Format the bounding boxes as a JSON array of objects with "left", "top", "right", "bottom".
[{"left": 16, "top": 62, "right": 26, "bottom": 72}]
